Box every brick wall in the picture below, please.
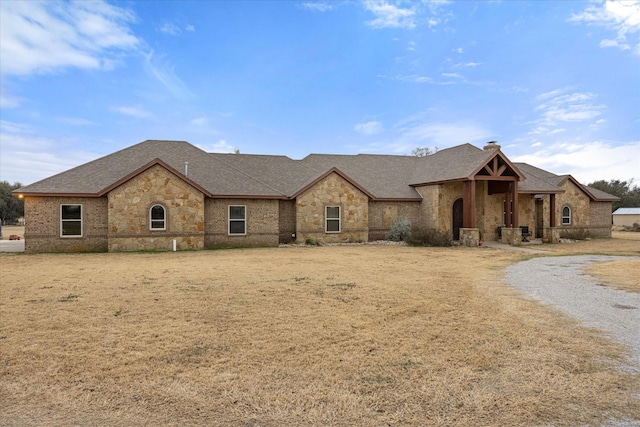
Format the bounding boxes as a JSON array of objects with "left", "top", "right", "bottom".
[
  {"left": 107, "top": 165, "right": 205, "bottom": 251},
  {"left": 23, "top": 196, "right": 108, "bottom": 253},
  {"left": 589, "top": 201, "right": 613, "bottom": 237},
  {"left": 368, "top": 201, "right": 420, "bottom": 240},
  {"left": 295, "top": 172, "right": 369, "bottom": 244},
  {"left": 279, "top": 200, "right": 296, "bottom": 243},
  {"left": 204, "top": 198, "right": 279, "bottom": 248}
]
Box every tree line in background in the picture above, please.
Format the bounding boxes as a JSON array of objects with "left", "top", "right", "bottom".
[
  {"left": 587, "top": 179, "right": 640, "bottom": 211},
  {"left": 0, "top": 181, "right": 24, "bottom": 224}
]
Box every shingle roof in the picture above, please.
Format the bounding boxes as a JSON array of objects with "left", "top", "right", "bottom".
[
  {"left": 582, "top": 186, "right": 621, "bottom": 202},
  {"left": 17, "top": 140, "right": 285, "bottom": 197},
  {"left": 300, "top": 153, "right": 422, "bottom": 199},
  {"left": 513, "top": 163, "right": 564, "bottom": 194},
  {"left": 15, "top": 139, "right": 620, "bottom": 202}
]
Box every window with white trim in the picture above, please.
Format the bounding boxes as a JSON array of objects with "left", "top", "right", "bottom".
[
  {"left": 562, "top": 206, "right": 571, "bottom": 225},
  {"left": 150, "top": 204, "right": 166, "bottom": 230},
  {"left": 229, "top": 205, "right": 246, "bottom": 235},
  {"left": 61, "top": 204, "right": 82, "bottom": 237},
  {"left": 325, "top": 206, "right": 341, "bottom": 233}
]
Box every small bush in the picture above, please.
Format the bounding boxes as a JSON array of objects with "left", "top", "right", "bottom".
[
  {"left": 559, "top": 228, "right": 590, "bottom": 240},
  {"left": 408, "top": 226, "right": 453, "bottom": 247},
  {"left": 386, "top": 217, "right": 412, "bottom": 241}
]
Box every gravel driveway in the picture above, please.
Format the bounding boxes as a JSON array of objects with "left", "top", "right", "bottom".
[{"left": 505, "top": 255, "right": 640, "bottom": 372}]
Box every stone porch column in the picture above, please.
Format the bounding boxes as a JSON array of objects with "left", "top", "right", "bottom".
[
  {"left": 500, "top": 227, "right": 521, "bottom": 246},
  {"left": 460, "top": 228, "right": 480, "bottom": 247}
]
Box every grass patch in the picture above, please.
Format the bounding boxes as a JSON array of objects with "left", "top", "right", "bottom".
[{"left": 1, "top": 240, "right": 639, "bottom": 425}]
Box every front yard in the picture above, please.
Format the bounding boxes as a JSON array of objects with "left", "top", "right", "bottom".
[{"left": 1, "top": 237, "right": 639, "bottom": 425}]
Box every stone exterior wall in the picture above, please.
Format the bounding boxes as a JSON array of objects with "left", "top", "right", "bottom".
[
  {"left": 295, "top": 172, "right": 368, "bottom": 244},
  {"left": 368, "top": 200, "right": 421, "bottom": 241},
  {"left": 415, "top": 185, "right": 439, "bottom": 230},
  {"left": 204, "top": 198, "right": 279, "bottom": 248},
  {"left": 589, "top": 201, "right": 613, "bottom": 237},
  {"left": 517, "top": 194, "right": 535, "bottom": 237},
  {"left": 23, "top": 196, "right": 108, "bottom": 253},
  {"left": 481, "top": 189, "right": 505, "bottom": 242},
  {"left": 416, "top": 181, "right": 511, "bottom": 241},
  {"left": 108, "top": 165, "right": 205, "bottom": 251},
  {"left": 279, "top": 200, "right": 296, "bottom": 244},
  {"left": 556, "top": 180, "right": 590, "bottom": 234},
  {"left": 415, "top": 182, "right": 464, "bottom": 237}
]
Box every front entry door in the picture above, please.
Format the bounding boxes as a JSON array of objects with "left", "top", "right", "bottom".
[{"left": 452, "top": 198, "right": 463, "bottom": 240}]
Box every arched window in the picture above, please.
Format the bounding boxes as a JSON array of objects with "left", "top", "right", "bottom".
[
  {"left": 562, "top": 206, "right": 571, "bottom": 225},
  {"left": 150, "top": 204, "right": 166, "bottom": 230}
]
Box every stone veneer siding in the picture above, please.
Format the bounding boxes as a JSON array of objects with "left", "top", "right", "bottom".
[
  {"left": 368, "top": 201, "right": 421, "bottom": 240},
  {"left": 556, "top": 180, "right": 590, "bottom": 234},
  {"left": 108, "top": 165, "right": 205, "bottom": 251},
  {"left": 23, "top": 196, "right": 108, "bottom": 253},
  {"left": 295, "top": 173, "right": 368, "bottom": 244},
  {"left": 204, "top": 198, "right": 279, "bottom": 248}
]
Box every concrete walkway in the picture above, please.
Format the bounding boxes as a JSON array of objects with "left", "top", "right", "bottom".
[{"left": 0, "top": 240, "right": 25, "bottom": 252}]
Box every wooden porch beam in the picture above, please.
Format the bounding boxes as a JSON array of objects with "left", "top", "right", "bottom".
[
  {"left": 512, "top": 180, "right": 519, "bottom": 228},
  {"left": 463, "top": 180, "right": 476, "bottom": 228},
  {"left": 550, "top": 193, "right": 556, "bottom": 226}
]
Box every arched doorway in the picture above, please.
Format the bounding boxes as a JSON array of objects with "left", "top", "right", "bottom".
[{"left": 452, "top": 198, "right": 463, "bottom": 240}]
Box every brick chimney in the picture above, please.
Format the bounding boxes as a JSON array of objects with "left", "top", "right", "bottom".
[{"left": 483, "top": 141, "right": 500, "bottom": 151}]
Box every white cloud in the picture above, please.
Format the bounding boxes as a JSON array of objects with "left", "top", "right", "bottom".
[
  {"left": 143, "top": 50, "right": 193, "bottom": 99},
  {"left": 300, "top": 2, "right": 334, "bottom": 12},
  {"left": 159, "top": 22, "right": 181, "bottom": 36},
  {"left": 570, "top": 0, "right": 640, "bottom": 54},
  {"left": 0, "top": 0, "right": 139, "bottom": 76},
  {"left": 57, "top": 117, "right": 99, "bottom": 126},
  {"left": 355, "top": 121, "right": 384, "bottom": 135},
  {"left": 372, "top": 114, "right": 494, "bottom": 154},
  {"left": 0, "top": 92, "right": 23, "bottom": 109},
  {"left": 364, "top": 1, "right": 416, "bottom": 29},
  {"left": 185, "top": 24, "right": 195, "bottom": 32},
  {"left": 113, "top": 105, "right": 153, "bottom": 119},
  {"left": 513, "top": 141, "right": 640, "bottom": 183},
  {"left": 0, "top": 121, "right": 100, "bottom": 184},
  {"left": 531, "top": 90, "right": 605, "bottom": 136},
  {"left": 190, "top": 117, "right": 209, "bottom": 126},
  {"left": 195, "top": 139, "right": 236, "bottom": 153}
]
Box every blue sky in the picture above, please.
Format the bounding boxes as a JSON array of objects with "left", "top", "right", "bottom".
[{"left": 1, "top": 0, "right": 639, "bottom": 186}]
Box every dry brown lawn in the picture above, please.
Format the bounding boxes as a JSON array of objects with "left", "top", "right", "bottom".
[{"left": 1, "top": 236, "right": 639, "bottom": 426}]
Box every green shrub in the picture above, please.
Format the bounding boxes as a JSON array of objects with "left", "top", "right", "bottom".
[
  {"left": 385, "top": 217, "right": 412, "bottom": 241},
  {"left": 408, "top": 226, "right": 453, "bottom": 247},
  {"left": 559, "top": 228, "right": 590, "bottom": 240}
]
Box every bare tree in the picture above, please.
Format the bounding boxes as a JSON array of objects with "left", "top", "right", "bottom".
[{"left": 411, "top": 146, "right": 438, "bottom": 157}]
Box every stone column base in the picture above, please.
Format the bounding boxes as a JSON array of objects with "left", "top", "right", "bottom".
[
  {"left": 545, "top": 227, "right": 561, "bottom": 243},
  {"left": 460, "top": 228, "right": 480, "bottom": 247},
  {"left": 500, "top": 227, "right": 521, "bottom": 246}
]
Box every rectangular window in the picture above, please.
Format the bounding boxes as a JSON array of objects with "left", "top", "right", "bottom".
[
  {"left": 61, "top": 204, "right": 82, "bottom": 237},
  {"left": 326, "top": 206, "right": 341, "bottom": 233},
  {"left": 229, "top": 205, "right": 246, "bottom": 235}
]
